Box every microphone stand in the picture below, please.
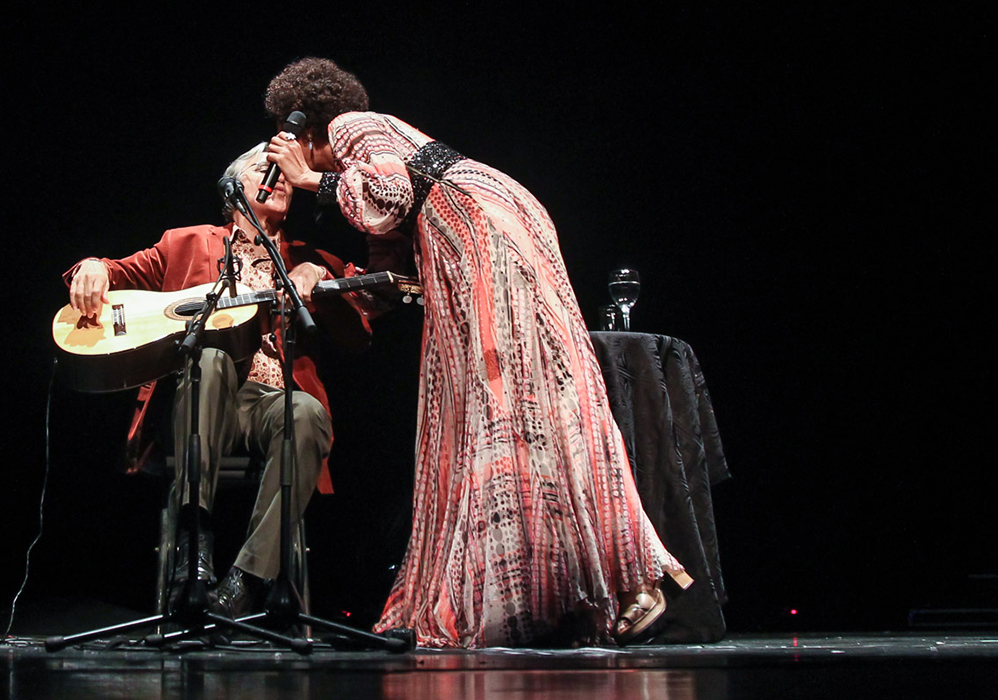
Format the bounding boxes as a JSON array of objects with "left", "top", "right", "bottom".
[
  {"left": 156, "top": 179, "right": 409, "bottom": 652},
  {"left": 47, "top": 253, "right": 308, "bottom": 654}
]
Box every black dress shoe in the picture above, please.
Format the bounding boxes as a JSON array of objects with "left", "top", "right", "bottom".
[
  {"left": 173, "top": 529, "right": 217, "bottom": 586},
  {"left": 210, "top": 567, "right": 266, "bottom": 619},
  {"left": 168, "top": 529, "right": 216, "bottom": 614}
]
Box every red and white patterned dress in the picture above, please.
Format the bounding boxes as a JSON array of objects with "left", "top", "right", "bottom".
[{"left": 326, "top": 112, "right": 688, "bottom": 647}]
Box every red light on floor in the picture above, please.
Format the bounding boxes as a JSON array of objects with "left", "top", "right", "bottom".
[{"left": 790, "top": 609, "right": 798, "bottom": 615}]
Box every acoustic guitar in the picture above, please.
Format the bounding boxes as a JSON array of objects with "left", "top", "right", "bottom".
[{"left": 52, "top": 271, "right": 421, "bottom": 392}]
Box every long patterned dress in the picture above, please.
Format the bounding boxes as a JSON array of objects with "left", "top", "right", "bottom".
[{"left": 325, "top": 112, "right": 689, "bottom": 647}]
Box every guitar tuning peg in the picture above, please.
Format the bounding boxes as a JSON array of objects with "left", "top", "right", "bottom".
[
  {"left": 416, "top": 296, "right": 424, "bottom": 306},
  {"left": 403, "top": 294, "right": 413, "bottom": 304}
]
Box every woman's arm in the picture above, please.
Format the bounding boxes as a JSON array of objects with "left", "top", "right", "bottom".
[{"left": 268, "top": 112, "right": 415, "bottom": 236}]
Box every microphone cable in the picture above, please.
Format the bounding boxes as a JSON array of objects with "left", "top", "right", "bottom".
[{"left": 2, "top": 358, "right": 58, "bottom": 642}]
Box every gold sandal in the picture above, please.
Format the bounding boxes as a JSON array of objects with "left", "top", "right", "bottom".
[{"left": 613, "top": 585, "right": 667, "bottom": 645}]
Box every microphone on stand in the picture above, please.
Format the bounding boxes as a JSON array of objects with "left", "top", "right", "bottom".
[
  {"left": 221, "top": 236, "right": 238, "bottom": 297},
  {"left": 218, "top": 176, "right": 251, "bottom": 218},
  {"left": 217, "top": 177, "right": 248, "bottom": 297},
  {"left": 257, "top": 110, "right": 307, "bottom": 203}
]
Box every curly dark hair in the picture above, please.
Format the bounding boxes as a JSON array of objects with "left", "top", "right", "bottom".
[{"left": 264, "top": 58, "right": 369, "bottom": 143}]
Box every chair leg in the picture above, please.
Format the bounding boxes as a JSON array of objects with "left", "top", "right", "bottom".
[
  {"left": 154, "top": 507, "right": 171, "bottom": 615},
  {"left": 293, "top": 521, "right": 312, "bottom": 637},
  {"left": 154, "top": 485, "right": 179, "bottom": 632}
]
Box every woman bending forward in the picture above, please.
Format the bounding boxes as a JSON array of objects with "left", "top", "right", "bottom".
[{"left": 264, "top": 57, "right": 692, "bottom": 647}]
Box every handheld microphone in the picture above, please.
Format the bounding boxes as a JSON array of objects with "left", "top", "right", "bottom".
[{"left": 257, "top": 110, "right": 307, "bottom": 203}]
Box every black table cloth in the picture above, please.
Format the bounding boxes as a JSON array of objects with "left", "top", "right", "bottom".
[{"left": 590, "top": 331, "right": 731, "bottom": 643}]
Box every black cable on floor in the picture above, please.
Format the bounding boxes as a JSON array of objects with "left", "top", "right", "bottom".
[{"left": 2, "top": 358, "right": 58, "bottom": 642}]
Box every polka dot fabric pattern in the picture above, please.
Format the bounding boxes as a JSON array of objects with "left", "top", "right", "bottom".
[{"left": 328, "top": 112, "right": 688, "bottom": 647}]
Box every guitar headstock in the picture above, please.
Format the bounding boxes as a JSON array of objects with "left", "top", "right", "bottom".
[
  {"left": 311, "top": 270, "right": 425, "bottom": 306},
  {"left": 397, "top": 279, "right": 424, "bottom": 305}
]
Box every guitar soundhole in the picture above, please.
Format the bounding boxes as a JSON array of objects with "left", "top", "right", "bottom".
[{"left": 165, "top": 299, "right": 206, "bottom": 321}]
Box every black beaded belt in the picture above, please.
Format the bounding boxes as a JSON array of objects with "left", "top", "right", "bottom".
[{"left": 403, "top": 141, "right": 466, "bottom": 232}]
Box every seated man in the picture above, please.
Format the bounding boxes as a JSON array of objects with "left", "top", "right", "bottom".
[{"left": 64, "top": 143, "right": 371, "bottom": 618}]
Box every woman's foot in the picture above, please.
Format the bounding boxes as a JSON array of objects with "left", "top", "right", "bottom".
[{"left": 613, "top": 584, "right": 667, "bottom": 645}]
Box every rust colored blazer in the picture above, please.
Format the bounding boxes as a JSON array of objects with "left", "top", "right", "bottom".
[{"left": 64, "top": 223, "right": 372, "bottom": 494}]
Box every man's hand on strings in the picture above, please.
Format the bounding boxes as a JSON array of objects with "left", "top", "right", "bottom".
[{"left": 69, "top": 259, "right": 110, "bottom": 319}]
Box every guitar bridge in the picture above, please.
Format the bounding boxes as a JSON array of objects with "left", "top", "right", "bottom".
[{"left": 112, "top": 304, "right": 126, "bottom": 336}]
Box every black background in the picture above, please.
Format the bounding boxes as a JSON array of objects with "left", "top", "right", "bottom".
[{"left": 3, "top": 5, "right": 992, "bottom": 635}]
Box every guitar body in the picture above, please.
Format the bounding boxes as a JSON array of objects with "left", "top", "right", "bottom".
[
  {"left": 52, "top": 283, "right": 264, "bottom": 393},
  {"left": 51, "top": 272, "right": 422, "bottom": 393}
]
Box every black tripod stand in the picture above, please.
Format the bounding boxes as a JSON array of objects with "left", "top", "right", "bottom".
[{"left": 46, "top": 260, "right": 309, "bottom": 653}]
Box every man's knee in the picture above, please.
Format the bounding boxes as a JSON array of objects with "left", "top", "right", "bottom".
[{"left": 292, "top": 392, "right": 332, "bottom": 448}]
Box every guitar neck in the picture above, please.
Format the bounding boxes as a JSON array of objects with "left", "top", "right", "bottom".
[
  {"left": 313, "top": 271, "right": 412, "bottom": 297},
  {"left": 217, "top": 289, "right": 276, "bottom": 310},
  {"left": 202, "top": 271, "right": 418, "bottom": 309}
]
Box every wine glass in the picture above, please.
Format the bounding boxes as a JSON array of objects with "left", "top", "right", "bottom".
[{"left": 608, "top": 269, "right": 640, "bottom": 331}]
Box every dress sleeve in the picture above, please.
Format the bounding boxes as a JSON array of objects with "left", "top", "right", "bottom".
[{"left": 328, "top": 112, "right": 414, "bottom": 236}]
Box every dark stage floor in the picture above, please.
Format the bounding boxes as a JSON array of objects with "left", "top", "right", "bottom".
[{"left": 3, "top": 633, "right": 996, "bottom": 699}]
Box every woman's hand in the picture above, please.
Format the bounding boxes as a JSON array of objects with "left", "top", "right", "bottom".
[
  {"left": 267, "top": 133, "right": 322, "bottom": 192},
  {"left": 69, "top": 259, "right": 110, "bottom": 319}
]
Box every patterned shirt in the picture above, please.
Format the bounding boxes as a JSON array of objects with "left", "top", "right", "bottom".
[{"left": 231, "top": 227, "right": 284, "bottom": 389}]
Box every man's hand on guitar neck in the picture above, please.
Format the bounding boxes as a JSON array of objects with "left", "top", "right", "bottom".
[
  {"left": 286, "top": 262, "right": 329, "bottom": 306},
  {"left": 69, "top": 259, "right": 110, "bottom": 319}
]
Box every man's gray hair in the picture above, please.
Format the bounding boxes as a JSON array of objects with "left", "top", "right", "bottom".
[
  {"left": 223, "top": 142, "right": 268, "bottom": 180},
  {"left": 221, "top": 143, "right": 269, "bottom": 221}
]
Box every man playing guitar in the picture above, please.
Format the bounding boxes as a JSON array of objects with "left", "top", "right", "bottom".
[{"left": 63, "top": 143, "right": 372, "bottom": 619}]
